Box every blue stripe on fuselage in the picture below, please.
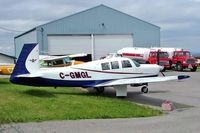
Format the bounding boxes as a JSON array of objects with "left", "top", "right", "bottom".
[
  {"left": 10, "top": 74, "right": 158, "bottom": 87},
  {"left": 10, "top": 77, "right": 111, "bottom": 87}
]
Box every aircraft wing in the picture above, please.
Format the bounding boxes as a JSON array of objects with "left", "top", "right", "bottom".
[{"left": 94, "top": 75, "right": 190, "bottom": 87}]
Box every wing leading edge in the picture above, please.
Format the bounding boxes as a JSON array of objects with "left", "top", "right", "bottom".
[{"left": 94, "top": 75, "right": 190, "bottom": 87}]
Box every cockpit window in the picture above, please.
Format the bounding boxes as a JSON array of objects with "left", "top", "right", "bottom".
[
  {"left": 132, "top": 60, "right": 141, "bottom": 67},
  {"left": 111, "top": 61, "right": 119, "bottom": 69},
  {"left": 121, "top": 60, "right": 132, "bottom": 68},
  {"left": 101, "top": 62, "right": 110, "bottom": 70}
]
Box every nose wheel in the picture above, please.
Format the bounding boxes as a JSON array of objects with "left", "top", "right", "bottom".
[{"left": 141, "top": 86, "right": 148, "bottom": 93}]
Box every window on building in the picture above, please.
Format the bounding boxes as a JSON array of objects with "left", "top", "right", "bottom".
[
  {"left": 101, "top": 62, "right": 110, "bottom": 70},
  {"left": 121, "top": 60, "right": 132, "bottom": 68},
  {"left": 111, "top": 61, "right": 119, "bottom": 69}
]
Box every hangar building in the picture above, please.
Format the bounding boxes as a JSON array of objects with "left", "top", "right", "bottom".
[
  {"left": 0, "top": 53, "right": 15, "bottom": 64},
  {"left": 14, "top": 5, "right": 160, "bottom": 60}
]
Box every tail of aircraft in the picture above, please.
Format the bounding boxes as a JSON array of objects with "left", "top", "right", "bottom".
[{"left": 10, "top": 43, "right": 39, "bottom": 81}]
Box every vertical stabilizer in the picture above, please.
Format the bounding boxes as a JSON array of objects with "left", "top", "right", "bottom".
[{"left": 11, "top": 43, "right": 39, "bottom": 77}]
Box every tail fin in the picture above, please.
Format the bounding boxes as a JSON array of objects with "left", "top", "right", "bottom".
[{"left": 11, "top": 43, "right": 39, "bottom": 77}]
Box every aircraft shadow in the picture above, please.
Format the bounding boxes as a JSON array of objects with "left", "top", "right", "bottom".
[
  {"left": 102, "top": 88, "right": 192, "bottom": 109},
  {"left": 0, "top": 80, "right": 10, "bottom": 85},
  {"left": 23, "top": 89, "right": 56, "bottom": 98},
  {"left": 103, "top": 89, "right": 167, "bottom": 107},
  {"left": 22, "top": 88, "right": 192, "bottom": 109},
  {"left": 22, "top": 88, "right": 102, "bottom": 98}
]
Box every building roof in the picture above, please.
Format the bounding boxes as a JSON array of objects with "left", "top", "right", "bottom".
[
  {"left": 15, "top": 4, "right": 160, "bottom": 38},
  {"left": 0, "top": 53, "right": 16, "bottom": 59}
]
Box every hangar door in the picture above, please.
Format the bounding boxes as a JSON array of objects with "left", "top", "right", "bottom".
[
  {"left": 47, "top": 36, "right": 91, "bottom": 55},
  {"left": 47, "top": 34, "right": 133, "bottom": 59},
  {"left": 93, "top": 35, "right": 133, "bottom": 59}
]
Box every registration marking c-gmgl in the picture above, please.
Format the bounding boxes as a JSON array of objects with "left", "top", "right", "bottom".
[{"left": 59, "top": 72, "right": 91, "bottom": 79}]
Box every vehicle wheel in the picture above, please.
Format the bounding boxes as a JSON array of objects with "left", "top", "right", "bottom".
[
  {"left": 176, "top": 63, "right": 183, "bottom": 71},
  {"left": 141, "top": 86, "right": 148, "bottom": 93},
  {"left": 191, "top": 66, "right": 197, "bottom": 72},
  {"left": 95, "top": 87, "right": 104, "bottom": 93}
]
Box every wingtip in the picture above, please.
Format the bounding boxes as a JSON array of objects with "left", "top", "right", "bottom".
[{"left": 178, "top": 75, "right": 190, "bottom": 80}]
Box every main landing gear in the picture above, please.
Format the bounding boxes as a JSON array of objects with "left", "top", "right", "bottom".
[
  {"left": 95, "top": 87, "right": 105, "bottom": 93},
  {"left": 131, "top": 83, "right": 149, "bottom": 93}
]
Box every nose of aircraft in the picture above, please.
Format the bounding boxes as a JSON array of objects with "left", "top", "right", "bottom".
[{"left": 140, "top": 64, "right": 162, "bottom": 75}]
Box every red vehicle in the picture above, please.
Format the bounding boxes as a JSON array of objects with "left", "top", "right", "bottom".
[
  {"left": 152, "top": 47, "right": 198, "bottom": 72},
  {"left": 147, "top": 51, "right": 170, "bottom": 70},
  {"left": 171, "top": 50, "right": 197, "bottom": 71},
  {"left": 117, "top": 47, "right": 170, "bottom": 71}
]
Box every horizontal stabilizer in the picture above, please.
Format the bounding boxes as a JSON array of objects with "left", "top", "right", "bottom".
[{"left": 178, "top": 75, "right": 190, "bottom": 80}]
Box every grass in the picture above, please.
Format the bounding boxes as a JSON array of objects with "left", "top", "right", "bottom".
[
  {"left": 0, "top": 78, "right": 161, "bottom": 124},
  {"left": 197, "top": 66, "right": 200, "bottom": 72}
]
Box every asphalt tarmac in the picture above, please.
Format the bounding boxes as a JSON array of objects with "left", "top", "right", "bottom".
[{"left": 1, "top": 71, "right": 200, "bottom": 133}]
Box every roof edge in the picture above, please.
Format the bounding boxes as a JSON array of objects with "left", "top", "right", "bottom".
[
  {"left": 38, "top": 4, "right": 160, "bottom": 29},
  {"left": 15, "top": 4, "right": 160, "bottom": 39},
  {"left": 0, "top": 53, "right": 16, "bottom": 59},
  {"left": 101, "top": 5, "right": 160, "bottom": 29},
  {"left": 14, "top": 28, "right": 36, "bottom": 39}
]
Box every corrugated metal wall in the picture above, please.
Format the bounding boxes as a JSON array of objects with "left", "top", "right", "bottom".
[
  {"left": 15, "top": 30, "right": 37, "bottom": 57},
  {"left": 15, "top": 5, "right": 160, "bottom": 57}
]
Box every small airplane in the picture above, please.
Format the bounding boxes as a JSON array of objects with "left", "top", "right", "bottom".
[
  {"left": 0, "top": 63, "right": 15, "bottom": 75},
  {"left": 39, "top": 54, "right": 86, "bottom": 68},
  {"left": 10, "top": 43, "right": 190, "bottom": 97}
]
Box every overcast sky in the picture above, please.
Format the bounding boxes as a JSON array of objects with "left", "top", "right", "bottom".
[{"left": 0, "top": 0, "right": 200, "bottom": 56}]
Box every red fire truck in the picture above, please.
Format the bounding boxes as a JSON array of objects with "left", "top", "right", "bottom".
[
  {"left": 117, "top": 47, "right": 170, "bottom": 71},
  {"left": 152, "top": 47, "right": 198, "bottom": 72}
]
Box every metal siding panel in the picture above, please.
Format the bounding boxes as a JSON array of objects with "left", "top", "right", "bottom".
[
  {"left": 47, "top": 36, "right": 91, "bottom": 55},
  {"left": 41, "top": 6, "right": 159, "bottom": 47},
  {"left": 15, "top": 30, "right": 37, "bottom": 58},
  {"left": 0, "top": 55, "right": 14, "bottom": 64},
  {"left": 94, "top": 34, "right": 133, "bottom": 59}
]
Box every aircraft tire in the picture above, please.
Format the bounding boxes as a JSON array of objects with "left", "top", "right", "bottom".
[
  {"left": 141, "top": 86, "right": 148, "bottom": 93},
  {"left": 95, "top": 87, "right": 105, "bottom": 93}
]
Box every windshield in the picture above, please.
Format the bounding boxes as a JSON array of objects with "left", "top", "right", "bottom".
[
  {"left": 132, "top": 59, "right": 141, "bottom": 67},
  {"left": 63, "top": 57, "right": 71, "bottom": 63},
  {"left": 176, "top": 51, "right": 191, "bottom": 57},
  {"left": 159, "top": 52, "right": 169, "bottom": 58}
]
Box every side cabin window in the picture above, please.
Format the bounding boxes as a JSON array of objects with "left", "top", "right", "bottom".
[
  {"left": 53, "top": 59, "right": 64, "bottom": 65},
  {"left": 101, "top": 62, "right": 110, "bottom": 70},
  {"left": 111, "top": 61, "right": 119, "bottom": 69},
  {"left": 121, "top": 60, "right": 132, "bottom": 68}
]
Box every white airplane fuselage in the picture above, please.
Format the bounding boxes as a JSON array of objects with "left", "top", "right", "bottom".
[
  {"left": 10, "top": 44, "right": 189, "bottom": 97},
  {"left": 11, "top": 57, "right": 161, "bottom": 87}
]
